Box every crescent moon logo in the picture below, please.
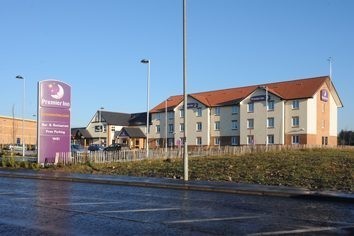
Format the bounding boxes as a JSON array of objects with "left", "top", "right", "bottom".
[{"left": 51, "top": 84, "right": 65, "bottom": 100}]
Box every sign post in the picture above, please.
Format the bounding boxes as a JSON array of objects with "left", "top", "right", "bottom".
[{"left": 37, "top": 80, "right": 71, "bottom": 164}]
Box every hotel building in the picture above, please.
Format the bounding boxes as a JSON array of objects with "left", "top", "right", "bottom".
[{"left": 149, "top": 76, "right": 342, "bottom": 147}]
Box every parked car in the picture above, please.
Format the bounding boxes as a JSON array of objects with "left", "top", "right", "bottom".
[
  {"left": 88, "top": 144, "right": 104, "bottom": 152},
  {"left": 71, "top": 144, "right": 85, "bottom": 154},
  {"left": 104, "top": 143, "right": 122, "bottom": 152}
]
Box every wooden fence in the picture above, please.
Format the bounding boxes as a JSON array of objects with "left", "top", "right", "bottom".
[{"left": 53, "top": 144, "right": 352, "bottom": 165}]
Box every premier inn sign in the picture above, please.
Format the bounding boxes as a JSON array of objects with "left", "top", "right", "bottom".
[{"left": 37, "top": 80, "right": 71, "bottom": 164}]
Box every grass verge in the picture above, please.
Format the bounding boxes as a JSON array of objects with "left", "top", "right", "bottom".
[{"left": 38, "top": 148, "right": 354, "bottom": 192}]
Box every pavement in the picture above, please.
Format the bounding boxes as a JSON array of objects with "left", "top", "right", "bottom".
[{"left": 0, "top": 168, "right": 352, "bottom": 203}]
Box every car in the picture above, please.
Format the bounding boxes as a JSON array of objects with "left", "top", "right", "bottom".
[
  {"left": 88, "top": 144, "right": 104, "bottom": 152},
  {"left": 71, "top": 144, "right": 85, "bottom": 153},
  {"left": 104, "top": 143, "right": 121, "bottom": 152}
]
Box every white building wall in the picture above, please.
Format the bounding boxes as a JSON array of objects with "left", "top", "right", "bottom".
[
  {"left": 240, "top": 89, "right": 283, "bottom": 145},
  {"left": 329, "top": 93, "right": 338, "bottom": 136},
  {"left": 284, "top": 99, "right": 308, "bottom": 135},
  {"left": 306, "top": 96, "right": 317, "bottom": 135}
]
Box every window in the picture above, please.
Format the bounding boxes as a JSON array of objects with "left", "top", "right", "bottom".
[
  {"left": 231, "top": 136, "right": 239, "bottom": 146},
  {"left": 292, "top": 100, "right": 299, "bottom": 109},
  {"left": 196, "top": 137, "right": 202, "bottom": 145},
  {"left": 111, "top": 126, "right": 115, "bottom": 132},
  {"left": 168, "top": 112, "right": 174, "bottom": 119},
  {"left": 196, "top": 122, "right": 202, "bottom": 132},
  {"left": 267, "top": 101, "right": 274, "bottom": 111},
  {"left": 95, "top": 125, "right": 103, "bottom": 132},
  {"left": 168, "top": 138, "right": 174, "bottom": 146},
  {"left": 156, "top": 113, "right": 161, "bottom": 120},
  {"left": 214, "top": 137, "right": 220, "bottom": 145},
  {"left": 247, "top": 102, "right": 254, "bottom": 113},
  {"left": 232, "top": 105, "right": 239, "bottom": 114},
  {"left": 179, "top": 109, "right": 184, "bottom": 118},
  {"left": 168, "top": 124, "right": 174, "bottom": 133},
  {"left": 267, "top": 135, "right": 274, "bottom": 144},
  {"left": 292, "top": 116, "right": 299, "bottom": 127},
  {"left": 214, "top": 121, "right": 220, "bottom": 131},
  {"left": 214, "top": 107, "right": 221, "bottom": 116},
  {"left": 292, "top": 135, "right": 300, "bottom": 144},
  {"left": 267, "top": 117, "right": 274, "bottom": 128},
  {"left": 156, "top": 125, "right": 160, "bottom": 133},
  {"left": 180, "top": 123, "right": 184, "bottom": 132},
  {"left": 196, "top": 108, "right": 202, "bottom": 117},
  {"left": 247, "top": 135, "right": 254, "bottom": 145},
  {"left": 247, "top": 119, "right": 254, "bottom": 129},
  {"left": 103, "top": 125, "right": 106, "bottom": 133},
  {"left": 232, "top": 120, "right": 238, "bottom": 130},
  {"left": 322, "top": 136, "right": 328, "bottom": 145}
]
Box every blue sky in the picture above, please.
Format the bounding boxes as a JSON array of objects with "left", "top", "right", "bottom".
[{"left": 1, "top": 0, "right": 353, "bottom": 130}]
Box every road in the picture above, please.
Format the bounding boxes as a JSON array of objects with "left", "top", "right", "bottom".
[{"left": 0, "top": 176, "right": 353, "bottom": 235}]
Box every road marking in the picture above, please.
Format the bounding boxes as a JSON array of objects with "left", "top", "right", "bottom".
[
  {"left": 56, "top": 201, "right": 123, "bottom": 206},
  {"left": 166, "top": 215, "right": 261, "bottom": 224},
  {"left": 248, "top": 226, "right": 351, "bottom": 235},
  {"left": 99, "top": 207, "right": 180, "bottom": 213}
]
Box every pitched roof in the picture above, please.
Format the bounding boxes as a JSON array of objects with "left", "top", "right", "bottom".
[
  {"left": 115, "top": 127, "right": 146, "bottom": 138},
  {"left": 150, "top": 76, "right": 342, "bottom": 112},
  {"left": 101, "top": 111, "right": 131, "bottom": 126},
  {"left": 71, "top": 127, "right": 92, "bottom": 138}
]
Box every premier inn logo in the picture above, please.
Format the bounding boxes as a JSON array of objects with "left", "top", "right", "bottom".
[{"left": 321, "top": 89, "right": 328, "bottom": 102}]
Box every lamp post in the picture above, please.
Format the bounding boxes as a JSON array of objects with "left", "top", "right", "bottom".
[
  {"left": 183, "top": 0, "right": 188, "bottom": 181},
  {"left": 15, "top": 75, "right": 25, "bottom": 157},
  {"left": 141, "top": 59, "right": 150, "bottom": 158}
]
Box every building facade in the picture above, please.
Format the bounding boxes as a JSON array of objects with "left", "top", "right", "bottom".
[
  {"left": 149, "top": 76, "right": 342, "bottom": 147},
  {"left": 0, "top": 115, "right": 37, "bottom": 148}
]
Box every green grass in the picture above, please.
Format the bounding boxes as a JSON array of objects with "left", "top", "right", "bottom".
[{"left": 43, "top": 148, "right": 354, "bottom": 192}]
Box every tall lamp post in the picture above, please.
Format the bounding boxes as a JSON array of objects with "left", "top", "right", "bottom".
[
  {"left": 183, "top": 0, "right": 188, "bottom": 181},
  {"left": 141, "top": 59, "right": 150, "bottom": 158},
  {"left": 15, "top": 75, "right": 25, "bottom": 157}
]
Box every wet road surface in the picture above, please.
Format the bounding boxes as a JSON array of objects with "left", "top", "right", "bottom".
[{"left": 0, "top": 176, "right": 353, "bottom": 235}]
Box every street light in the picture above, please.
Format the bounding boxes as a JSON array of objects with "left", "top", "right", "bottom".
[
  {"left": 15, "top": 75, "right": 25, "bottom": 157},
  {"left": 141, "top": 59, "right": 150, "bottom": 158},
  {"left": 183, "top": 0, "right": 188, "bottom": 181}
]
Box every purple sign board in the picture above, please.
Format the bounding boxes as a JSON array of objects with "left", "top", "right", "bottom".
[
  {"left": 38, "top": 80, "right": 71, "bottom": 164},
  {"left": 321, "top": 89, "right": 329, "bottom": 102}
]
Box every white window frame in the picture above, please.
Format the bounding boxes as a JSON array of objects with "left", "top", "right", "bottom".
[
  {"left": 267, "top": 134, "right": 274, "bottom": 144},
  {"left": 196, "top": 107, "right": 202, "bottom": 117},
  {"left": 214, "top": 137, "right": 220, "bottom": 145},
  {"left": 247, "top": 102, "right": 254, "bottom": 113},
  {"left": 247, "top": 135, "right": 254, "bottom": 145},
  {"left": 214, "top": 107, "right": 221, "bottom": 116},
  {"left": 156, "top": 125, "right": 160, "bottom": 133},
  {"left": 196, "top": 137, "right": 202, "bottom": 145},
  {"left": 247, "top": 119, "right": 254, "bottom": 129},
  {"left": 232, "top": 105, "right": 239, "bottom": 114},
  {"left": 180, "top": 123, "right": 184, "bottom": 132},
  {"left": 267, "top": 100, "right": 274, "bottom": 111},
  {"left": 179, "top": 109, "right": 184, "bottom": 118},
  {"left": 267, "top": 117, "right": 274, "bottom": 128},
  {"left": 196, "top": 122, "right": 202, "bottom": 132},
  {"left": 292, "top": 100, "right": 300, "bottom": 109},
  {"left": 232, "top": 120, "right": 238, "bottom": 130},
  {"left": 168, "top": 124, "right": 174, "bottom": 133},
  {"left": 214, "top": 121, "right": 220, "bottom": 131},
  {"left": 292, "top": 135, "right": 300, "bottom": 144},
  {"left": 231, "top": 136, "right": 238, "bottom": 146},
  {"left": 292, "top": 116, "right": 300, "bottom": 127}
]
